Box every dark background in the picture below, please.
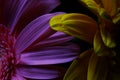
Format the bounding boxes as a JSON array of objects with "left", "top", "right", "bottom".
[{"left": 52, "top": 0, "right": 97, "bottom": 20}]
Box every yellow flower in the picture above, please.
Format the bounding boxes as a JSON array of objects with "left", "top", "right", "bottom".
[
  {"left": 80, "top": 0, "right": 120, "bottom": 23},
  {"left": 49, "top": 12, "right": 119, "bottom": 80},
  {"left": 49, "top": 1, "right": 120, "bottom": 79},
  {"left": 63, "top": 49, "right": 111, "bottom": 80},
  {"left": 50, "top": 13, "right": 98, "bottom": 44},
  {"left": 50, "top": 13, "right": 116, "bottom": 50}
]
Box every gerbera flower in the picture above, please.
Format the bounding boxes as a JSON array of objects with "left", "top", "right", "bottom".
[
  {"left": 49, "top": 0, "right": 120, "bottom": 79},
  {"left": 0, "top": 0, "right": 80, "bottom": 80}
]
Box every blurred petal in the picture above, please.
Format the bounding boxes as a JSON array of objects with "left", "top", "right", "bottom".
[
  {"left": 50, "top": 13, "right": 98, "bottom": 43},
  {"left": 15, "top": 13, "right": 62, "bottom": 53},
  {"left": 0, "top": 0, "right": 27, "bottom": 26},
  {"left": 20, "top": 43, "right": 79, "bottom": 65},
  {"left": 101, "top": 0, "right": 117, "bottom": 16},
  {"left": 80, "top": 0, "right": 111, "bottom": 19},
  {"left": 94, "top": 31, "right": 116, "bottom": 56},
  {"left": 16, "top": 65, "right": 65, "bottom": 79},
  {"left": 87, "top": 52, "right": 109, "bottom": 80},
  {"left": 113, "top": 13, "right": 120, "bottom": 23},
  {"left": 9, "top": 0, "right": 60, "bottom": 34},
  {"left": 11, "top": 73, "right": 26, "bottom": 80},
  {"left": 80, "top": 0, "right": 103, "bottom": 16},
  {"left": 100, "top": 20, "right": 116, "bottom": 48},
  {"left": 63, "top": 49, "right": 92, "bottom": 80}
]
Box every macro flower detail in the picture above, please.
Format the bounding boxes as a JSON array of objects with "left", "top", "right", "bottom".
[
  {"left": 50, "top": 13, "right": 98, "bottom": 43},
  {"left": 0, "top": 0, "right": 80, "bottom": 80},
  {"left": 0, "top": 25, "right": 16, "bottom": 79},
  {"left": 49, "top": 1, "right": 120, "bottom": 79},
  {"left": 80, "top": 0, "right": 120, "bottom": 23}
]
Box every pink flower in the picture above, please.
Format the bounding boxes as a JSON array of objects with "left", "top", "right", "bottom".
[{"left": 0, "top": 0, "right": 79, "bottom": 80}]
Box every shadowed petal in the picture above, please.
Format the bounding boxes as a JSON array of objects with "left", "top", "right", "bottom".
[
  {"left": 63, "top": 49, "right": 92, "bottom": 80},
  {"left": 101, "top": 0, "right": 117, "bottom": 17},
  {"left": 15, "top": 13, "right": 63, "bottom": 53},
  {"left": 9, "top": 0, "right": 60, "bottom": 34},
  {"left": 87, "top": 52, "right": 109, "bottom": 80},
  {"left": 31, "top": 32, "right": 73, "bottom": 49},
  {"left": 16, "top": 65, "right": 65, "bottom": 79},
  {"left": 113, "top": 13, "right": 120, "bottom": 23},
  {"left": 0, "top": 0, "right": 27, "bottom": 26},
  {"left": 80, "top": 0, "right": 102, "bottom": 15},
  {"left": 20, "top": 43, "right": 79, "bottom": 65},
  {"left": 50, "top": 13, "right": 98, "bottom": 43},
  {"left": 100, "top": 19, "right": 116, "bottom": 48},
  {"left": 94, "top": 31, "right": 116, "bottom": 56},
  {"left": 80, "top": 0, "right": 108, "bottom": 18},
  {"left": 0, "top": 0, "right": 60, "bottom": 33}
]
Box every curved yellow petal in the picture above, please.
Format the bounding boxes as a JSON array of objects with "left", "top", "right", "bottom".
[
  {"left": 113, "top": 13, "right": 120, "bottom": 23},
  {"left": 100, "top": 19, "right": 116, "bottom": 48},
  {"left": 101, "top": 0, "right": 117, "bottom": 17},
  {"left": 80, "top": 0, "right": 117, "bottom": 19},
  {"left": 88, "top": 52, "right": 109, "bottom": 80},
  {"left": 50, "top": 13, "right": 98, "bottom": 43},
  {"left": 80, "top": 0, "right": 107, "bottom": 17},
  {"left": 93, "top": 31, "right": 116, "bottom": 56},
  {"left": 80, "top": 0, "right": 101, "bottom": 15},
  {"left": 63, "top": 49, "right": 93, "bottom": 80}
]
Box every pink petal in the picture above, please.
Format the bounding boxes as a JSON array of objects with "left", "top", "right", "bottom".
[
  {"left": 20, "top": 43, "right": 79, "bottom": 65},
  {"left": 16, "top": 65, "right": 65, "bottom": 79},
  {"left": 29, "top": 32, "right": 73, "bottom": 49},
  {"left": 15, "top": 13, "right": 63, "bottom": 53}
]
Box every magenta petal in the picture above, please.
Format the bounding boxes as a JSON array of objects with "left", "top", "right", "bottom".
[
  {"left": 16, "top": 65, "right": 64, "bottom": 79},
  {"left": 20, "top": 44, "right": 79, "bottom": 65},
  {"left": 15, "top": 13, "right": 63, "bottom": 53}
]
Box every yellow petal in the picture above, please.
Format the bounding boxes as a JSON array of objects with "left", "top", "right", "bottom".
[
  {"left": 80, "top": 0, "right": 100, "bottom": 15},
  {"left": 63, "top": 49, "right": 93, "bottom": 80},
  {"left": 88, "top": 52, "right": 109, "bottom": 80},
  {"left": 80, "top": 0, "right": 116, "bottom": 19},
  {"left": 50, "top": 13, "right": 98, "bottom": 43},
  {"left": 93, "top": 31, "right": 116, "bottom": 56},
  {"left": 113, "top": 13, "right": 120, "bottom": 23},
  {"left": 100, "top": 19, "right": 116, "bottom": 48},
  {"left": 101, "top": 0, "right": 117, "bottom": 17},
  {"left": 80, "top": 0, "right": 106, "bottom": 16}
]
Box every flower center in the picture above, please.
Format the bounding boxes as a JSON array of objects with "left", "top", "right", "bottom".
[{"left": 0, "top": 24, "right": 16, "bottom": 80}]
